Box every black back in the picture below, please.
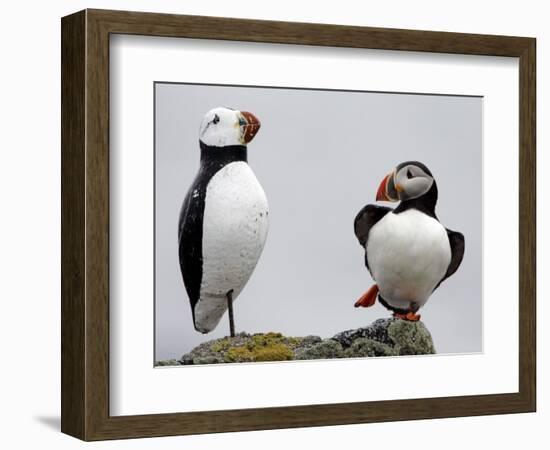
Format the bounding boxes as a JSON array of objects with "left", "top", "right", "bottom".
[{"left": 178, "top": 142, "right": 247, "bottom": 325}]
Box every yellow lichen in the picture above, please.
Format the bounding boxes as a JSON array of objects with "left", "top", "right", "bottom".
[
  {"left": 225, "top": 346, "right": 255, "bottom": 362},
  {"left": 253, "top": 343, "right": 294, "bottom": 361},
  {"left": 211, "top": 338, "right": 231, "bottom": 353},
  {"left": 224, "top": 335, "right": 294, "bottom": 362},
  {"left": 285, "top": 337, "right": 302, "bottom": 348}
]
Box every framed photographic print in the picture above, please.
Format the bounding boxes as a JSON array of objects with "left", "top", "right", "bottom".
[{"left": 61, "top": 9, "right": 536, "bottom": 441}]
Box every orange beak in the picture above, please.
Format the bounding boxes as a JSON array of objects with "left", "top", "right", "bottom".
[
  {"left": 239, "top": 111, "right": 261, "bottom": 143},
  {"left": 376, "top": 174, "right": 391, "bottom": 201}
]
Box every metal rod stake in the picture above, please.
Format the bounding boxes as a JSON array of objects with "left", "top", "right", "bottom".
[{"left": 227, "top": 290, "right": 235, "bottom": 338}]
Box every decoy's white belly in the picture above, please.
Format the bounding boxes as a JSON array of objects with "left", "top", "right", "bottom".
[
  {"left": 194, "top": 162, "right": 269, "bottom": 332},
  {"left": 367, "top": 209, "right": 451, "bottom": 310}
]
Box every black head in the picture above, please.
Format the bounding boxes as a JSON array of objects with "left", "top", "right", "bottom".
[{"left": 375, "top": 161, "right": 438, "bottom": 216}]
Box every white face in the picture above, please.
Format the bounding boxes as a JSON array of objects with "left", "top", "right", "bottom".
[
  {"left": 199, "top": 107, "right": 261, "bottom": 147},
  {"left": 393, "top": 164, "right": 434, "bottom": 201}
]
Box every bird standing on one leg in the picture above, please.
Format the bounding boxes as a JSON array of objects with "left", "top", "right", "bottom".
[
  {"left": 178, "top": 107, "right": 268, "bottom": 336},
  {"left": 353, "top": 161, "right": 465, "bottom": 321}
]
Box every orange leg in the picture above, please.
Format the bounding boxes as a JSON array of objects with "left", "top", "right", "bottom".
[
  {"left": 393, "top": 311, "right": 421, "bottom": 321},
  {"left": 354, "top": 284, "right": 379, "bottom": 308}
]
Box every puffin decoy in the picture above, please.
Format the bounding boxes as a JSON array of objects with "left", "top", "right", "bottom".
[
  {"left": 353, "top": 161, "right": 465, "bottom": 321},
  {"left": 178, "top": 107, "right": 268, "bottom": 336}
]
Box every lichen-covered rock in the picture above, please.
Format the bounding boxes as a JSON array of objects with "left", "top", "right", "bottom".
[
  {"left": 180, "top": 332, "right": 308, "bottom": 364},
  {"left": 343, "top": 337, "right": 398, "bottom": 357},
  {"left": 294, "top": 339, "right": 344, "bottom": 360},
  {"left": 332, "top": 318, "right": 394, "bottom": 348},
  {"left": 165, "top": 318, "right": 435, "bottom": 366},
  {"left": 225, "top": 341, "right": 294, "bottom": 362},
  {"left": 155, "top": 359, "right": 181, "bottom": 366},
  {"left": 193, "top": 355, "right": 225, "bottom": 365},
  {"left": 333, "top": 318, "right": 435, "bottom": 356},
  {"left": 387, "top": 319, "right": 436, "bottom": 355},
  {"left": 300, "top": 335, "right": 323, "bottom": 347}
]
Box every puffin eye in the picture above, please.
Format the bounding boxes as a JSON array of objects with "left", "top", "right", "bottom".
[
  {"left": 212, "top": 114, "right": 220, "bottom": 124},
  {"left": 406, "top": 169, "right": 414, "bottom": 179}
]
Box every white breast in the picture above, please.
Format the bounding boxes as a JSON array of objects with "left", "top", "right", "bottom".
[
  {"left": 367, "top": 209, "right": 451, "bottom": 311},
  {"left": 194, "top": 162, "right": 269, "bottom": 332}
]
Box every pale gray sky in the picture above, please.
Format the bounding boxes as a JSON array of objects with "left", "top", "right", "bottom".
[{"left": 155, "top": 83, "right": 482, "bottom": 361}]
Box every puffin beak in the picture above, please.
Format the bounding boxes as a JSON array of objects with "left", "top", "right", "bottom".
[
  {"left": 239, "top": 111, "right": 261, "bottom": 144},
  {"left": 376, "top": 171, "right": 399, "bottom": 202},
  {"left": 376, "top": 174, "right": 391, "bottom": 201}
]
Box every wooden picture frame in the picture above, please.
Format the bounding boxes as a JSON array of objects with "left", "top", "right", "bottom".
[{"left": 61, "top": 9, "right": 536, "bottom": 441}]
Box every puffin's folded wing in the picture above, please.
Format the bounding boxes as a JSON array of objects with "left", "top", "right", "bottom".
[
  {"left": 353, "top": 204, "right": 392, "bottom": 248},
  {"left": 443, "top": 229, "right": 465, "bottom": 281},
  {"left": 178, "top": 185, "right": 205, "bottom": 317}
]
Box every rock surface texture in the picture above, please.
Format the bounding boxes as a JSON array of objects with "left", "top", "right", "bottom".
[{"left": 155, "top": 318, "right": 436, "bottom": 366}]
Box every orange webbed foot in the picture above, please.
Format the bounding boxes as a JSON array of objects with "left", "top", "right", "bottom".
[
  {"left": 354, "top": 284, "right": 379, "bottom": 308},
  {"left": 393, "top": 311, "right": 421, "bottom": 321}
]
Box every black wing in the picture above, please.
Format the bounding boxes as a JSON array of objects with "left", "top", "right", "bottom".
[
  {"left": 435, "top": 229, "right": 465, "bottom": 289},
  {"left": 178, "top": 175, "right": 207, "bottom": 323},
  {"left": 354, "top": 204, "right": 392, "bottom": 272}
]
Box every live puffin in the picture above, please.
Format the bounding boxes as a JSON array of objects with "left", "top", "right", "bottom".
[
  {"left": 178, "top": 107, "right": 268, "bottom": 335},
  {"left": 353, "top": 161, "right": 465, "bottom": 321}
]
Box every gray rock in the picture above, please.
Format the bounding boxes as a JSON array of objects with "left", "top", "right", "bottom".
[
  {"left": 294, "top": 339, "right": 344, "bottom": 360},
  {"left": 343, "top": 338, "right": 398, "bottom": 357},
  {"left": 332, "top": 318, "right": 395, "bottom": 348},
  {"left": 155, "top": 359, "right": 181, "bottom": 366},
  {"left": 193, "top": 355, "right": 225, "bottom": 365},
  {"left": 333, "top": 317, "right": 435, "bottom": 356},
  {"left": 387, "top": 319, "right": 436, "bottom": 355},
  {"left": 300, "top": 335, "right": 323, "bottom": 347},
  {"left": 181, "top": 332, "right": 312, "bottom": 364},
  {"left": 173, "top": 319, "right": 435, "bottom": 365}
]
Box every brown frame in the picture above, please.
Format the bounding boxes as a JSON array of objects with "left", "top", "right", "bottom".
[{"left": 61, "top": 9, "right": 536, "bottom": 441}]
